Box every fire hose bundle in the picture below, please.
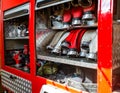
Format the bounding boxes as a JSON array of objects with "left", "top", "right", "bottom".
[
  {"left": 50, "top": 0, "right": 96, "bottom": 30},
  {"left": 80, "top": 29, "right": 97, "bottom": 60},
  {"left": 46, "top": 30, "right": 67, "bottom": 50},
  {"left": 36, "top": 1, "right": 98, "bottom": 92},
  {"left": 36, "top": 28, "right": 97, "bottom": 60},
  {"left": 61, "top": 29, "right": 86, "bottom": 57},
  {"left": 47, "top": 29, "right": 97, "bottom": 60},
  {"left": 36, "top": 0, "right": 97, "bottom": 60}
]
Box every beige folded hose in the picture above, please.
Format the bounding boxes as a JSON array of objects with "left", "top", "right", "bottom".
[
  {"left": 89, "top": 33, "right": 97, "bottom": 53},
  {"left": 52, "top": 32, "right": 70, "bottom": 54},
  {"left": 86, "top": 30, "right": 97, "bottom": 60},
  {"left": 47, "top": 31, "right": 66, "bottom": 50},
  {"left": 80, "top": 29, "right": 97, "bottom": 57}
]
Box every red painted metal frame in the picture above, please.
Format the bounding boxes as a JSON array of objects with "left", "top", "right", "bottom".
[
  {"left": 29, "top": 0, "right": 36, "bottom": 76},
  {"left": 2, "top": 0, "right": 29, "bottom": 11},
  {"left": 29, "top": 0, "right": 47, "bottom": 92},
  {"left": 0, "top": 0, "right": 32, "bottom": 85},
  {"left": 97, "top": 0, "right": 113, "bottom": 93},
  {"left": 0, "top": 0, "right": 47, "bottom": 92},
  {"left": 0, "top": 0, "right": 2, "bottom": 70}
]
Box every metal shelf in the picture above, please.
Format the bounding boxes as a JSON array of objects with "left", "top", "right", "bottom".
[
  {"left": 37, "top": 53, "right": 97, "bottom": 69},
  {"left": 4, "top": 3, "right": 29, "bottom": 21},
  {"left": 5, "top": 36, "right": 29, "bottom": 40},
  {"left": 36, "top": 0, "right": 72, "bottom": 10},
  {"left": 4, "top": 13, "right": 29, "bottom": 21},
  {"left": 73, "top": 23, "right": 98, "bottom": 29},
  {"left": 52, "top": 23, "right": 98, "bottom": 31}
]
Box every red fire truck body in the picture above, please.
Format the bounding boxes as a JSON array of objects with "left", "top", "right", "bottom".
[{"left": 0, "top": 0, "right": 117, "bottom": 93}]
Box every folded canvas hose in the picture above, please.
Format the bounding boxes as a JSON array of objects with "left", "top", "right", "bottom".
[
  {"left": 47, "top": 31, "right": 67, "bottom": 50},
  {"left": 82, "top": 0, "right": 96, "bottom": 23},
  {"left": 68, "top": 29, "right": 83, "bottom": 49},
  {"left": 82, "top": 11, "right": 95, "bottom": 21},
  {"left": 36, "top": 31, "right": 56, "bottom": 51},
  {"left": 61, "top": 30, "right": 76, "bottom": 48},
  {"left": 67, "top": 29, "right": 86, "bottom": 57},
  {"left": 71, "top": 6, "right": 83, "bottom": 25},
  {"left": 86, "top": 32, "right": 97, "bottom": 60},
  {"left": 76, "top": 29, "right": 86, "bottom": 53},
  {"left": 71, "top": 0, "right": 79, "bottom": 7},
  {"left": 52, "top": 32, "right": 70, "bottom": 54},
  {"left": 62, "top": 29, "right": 85, "bottom": 49},
  {"left": 62, "top": 10, "right": 72, "bottom": 29},
  {"left": 80, "top": 29, "right": 97, "bottom": 58},
  {"left": 83, "top": 0, "right": 95, "bottom": 12},
  {"left": 78, "top": 0, "right": 93, "bottom": 8},
  {"left": 61, "top": 30, "right": 76, "bottom": 55}
]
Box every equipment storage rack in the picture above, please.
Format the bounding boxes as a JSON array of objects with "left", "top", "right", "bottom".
[{"left": 0, "top": 0, "right": 120, "bottom": 93}]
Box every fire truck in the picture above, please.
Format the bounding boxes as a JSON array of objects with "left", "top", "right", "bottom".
[{"left": 0, "top": 0, "right": 119, "bottom": 93}]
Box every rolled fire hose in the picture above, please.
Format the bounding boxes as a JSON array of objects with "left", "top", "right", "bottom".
[
  {"left": 82, "top": 0, "right": 96, "bottom": 24},
  {"left": 82, "top": 11, "right": 95, "bottom": 21},
  {"left": 71, "top": 6, "right": 83, "bottom": 25},
  {"left": 68, "top": 29, "right": 82, "bottom": 49},
  {"left": 78, "top": 0, "right": 93, "bottom": 8},
  {"left": 52, "top": 32, "right": 70, "bottom": 54},
  {"left": 61, "top": 30, "right": 76, "bottom": 48},
  {"left": 76, "top": 29, "right": 86, "bottom": 53},
  {"left": 71, "top": 0, "right": 79, "bottom": 7},
  {"left": 67, "top": 29, "right": 85, "bottom": 56},
  {"left": 62, "top": 10, "right": 71, "bottom": 26},
  {"left": 86, "top": 32, "right": 97, "bottom": 60},
  {"left": 80, "top": 29, "right": 97, "bottom": 57},
  {"left": 36, "top": 31, "right": 56, "bottom": 51},
  {"left": 82, "top": 0, "right": 95, "bottom": 12},
  {"left": 62, "top": 10, "right": 72, "bottom": 29},
  {"left": 47, "top": 31, "right": 66, "bottom": 50}
]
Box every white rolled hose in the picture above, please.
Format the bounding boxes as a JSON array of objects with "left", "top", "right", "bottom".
[
  {"left": 47, "top": 31, "right": 66, "bottom": 50},
  {"left": 87, "top": 32, "right": 97, "bottom": 60},
  {"left": 52, "top": 32, "right": 70, "bottom": 54},
  {"left": 80, "top": 29, "right": 97, "bottom": 57}
]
